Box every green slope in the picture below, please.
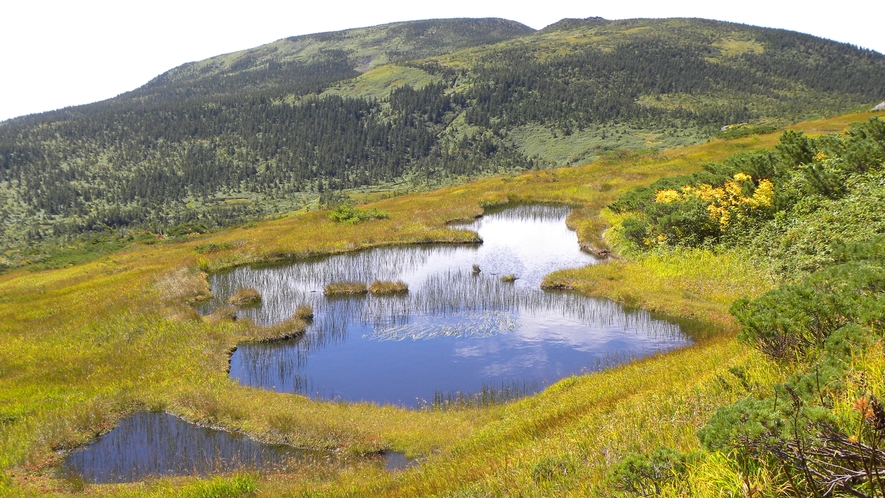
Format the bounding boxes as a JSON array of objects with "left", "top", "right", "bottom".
[{"left": 1, "top": 17, "right": 884, "bottom": 253}]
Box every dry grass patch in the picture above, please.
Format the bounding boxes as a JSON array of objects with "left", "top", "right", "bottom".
[
  {"left": 228, "top": 288, "right": 261, "bottom": 307},
  {"left": 293, "top": 304, "right": 314, "bottom": 321},
  {"left": 368, "top": 280, "right": 409, "bottom": 295},
  {"left": 324, "top": 281, "right": 368, "bottom": 296}
]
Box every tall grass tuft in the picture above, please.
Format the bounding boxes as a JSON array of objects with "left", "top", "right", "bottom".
[
  {"left": 418, "top": 380, "right": 540, "bottom": 410},
  {"left": 293, "top": 304, "right": 314, "bottom": 321},
  {"left": 179, "top": 473, "right": 258, "bottom": 498},
  {"left": 323, "top": 281, "right": 368, "bottom": 296},
  {"left": 228, "top": 288, "right": 262, "bottom": 307},
  {"left": 368, "top": 280, "right": 409, "bottom": 295}
]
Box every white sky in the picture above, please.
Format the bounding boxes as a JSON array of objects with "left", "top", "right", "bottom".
[{"left": 2, "top": 0, "right": 882, "bottom": 122}]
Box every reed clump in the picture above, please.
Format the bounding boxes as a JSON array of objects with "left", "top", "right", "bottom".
[
  {"left": 228, "top": 288, "right": 262, "bottom": 307},
  {"left": 368, "top": 280, "right": 409, "bottom": 295},
  {"left": 323, "top": 281, "right": 368, "bottom": 296},
  {"left": 249, "top": 314, "right": 309, "bottom": 342},
  {"left": 500, "top": 274, "right": 517, "bottom": 283},
  {"left": 293, "top": 304, "right": 314, "bottom": 321}
]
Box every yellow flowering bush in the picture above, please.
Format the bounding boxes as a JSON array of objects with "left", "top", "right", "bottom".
[
  {"left": 654, "top": 173, "right": 774, "bottom": 231},
  {"left": 630, "top": 172, "right": 778, "bottom": 247}
]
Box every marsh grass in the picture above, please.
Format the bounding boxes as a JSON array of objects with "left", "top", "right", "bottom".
[
  {"left": 0, "top": 111, "right": 874, "bottom": 496},
  {"left": 419, "top": 380, "right": 541, "bottom": 410},
  {"left": 499, "top": 274, "right": 517, "bottom": 283},
  {"left": 228, "top": 288, "right": 262, "bottom": 307},
  {"left": 323, "top": 281, "right": 368, "bottom": 296},
  {"left": 368, "top": 280, "right": 409, "bottom": 295},
  {"left": 293, "top": 304, "right": 314, "bottom": 321},
  {"left": 244, "top": 315, "right": 309, "bottom": 343}
]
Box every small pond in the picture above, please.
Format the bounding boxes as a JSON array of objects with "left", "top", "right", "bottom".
[
  {"left": 61, "top": 412, "right": 330, "bottom": 483},
  {"left": 201, "top": 205, "right": 692, "bottom": 406}
]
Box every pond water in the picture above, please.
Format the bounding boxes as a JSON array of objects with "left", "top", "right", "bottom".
[
  {"left": 60, "top": 412, "right": 329, "bottom": 483},
  {"left": 201, "top": 205, "right": 691, "bottom": 406}
]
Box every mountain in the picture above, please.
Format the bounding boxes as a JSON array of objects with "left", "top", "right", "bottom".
[{"left": 1, "top": 17, "right": 884, "bottom": 246}]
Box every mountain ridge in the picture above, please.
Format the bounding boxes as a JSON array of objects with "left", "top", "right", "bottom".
[{"left": 1, "top": 16, "right": 884, "bottom": 248}]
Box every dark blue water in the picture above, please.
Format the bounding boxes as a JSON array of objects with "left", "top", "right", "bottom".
[
  {"left": 203, "top": 205, "right": 691, "bottom": 406},
  {"left": 60, "top": 412, "right": 326, "bottom": 483}
]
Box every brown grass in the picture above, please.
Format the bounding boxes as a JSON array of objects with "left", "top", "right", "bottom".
[
  {"left": 323, "top": 281, "right": 368, "bottom": 296},
  {"left": 293, "top": 304, "right": 314, "bottom": 321},
  {"left": 368, "top": 280, "right": 409, "bottom": 295},
  {"left": 228, "top": 287, "right": 262, "bottom": 307}
]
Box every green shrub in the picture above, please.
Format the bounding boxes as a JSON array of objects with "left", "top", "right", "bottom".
[
  {"left": 328, "top": 202, "right": 389, "bottom": 224},
  {"left": 731, "top": 259, "right": 885, "bottom": 360},
  {"left": 609, "top": 447, "right": 692, "bottom": 495}
]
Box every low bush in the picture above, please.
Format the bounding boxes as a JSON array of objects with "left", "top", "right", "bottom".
[{"left": 328, "top": 202, "right": 389, "bottom": 224}]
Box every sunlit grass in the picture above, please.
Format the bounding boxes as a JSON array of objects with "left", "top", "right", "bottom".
[
  {"left": 0, "top": 111, "right": 874, "bottom": 495},
  {"left": 323, "top": 281, "right": 368, "bottom": 296},
  {"left": 368, "top": 280, "right": 409, "bottom": 295}
]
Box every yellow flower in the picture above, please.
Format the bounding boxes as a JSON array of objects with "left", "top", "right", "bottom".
[
  {"left": 655, "top": 189, "right": 682, "bottom": 204},
  {"left": 751, "top": 179, "right": 774, "bottom": 208},
  {"left": 813, "top": 151, "right": 828, "bottom": 162},
  {"left": 732, "top": 172, "right": 753, "bottom": 182}
]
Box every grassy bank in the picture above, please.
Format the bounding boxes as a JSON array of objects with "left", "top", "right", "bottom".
[{"left": 0, "top": 112, "right": 877, "bottom": 496}]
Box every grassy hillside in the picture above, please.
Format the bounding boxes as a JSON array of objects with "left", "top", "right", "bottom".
[
  {"left": 0, "top": 111, "right": 878, "bottom": 496},
  {"left": 1, "top": 17, "right": 883, "bottom": 256}
]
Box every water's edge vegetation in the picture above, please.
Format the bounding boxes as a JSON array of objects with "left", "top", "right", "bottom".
[{"left": 0, "top": 111, "right": 880, "bottom": 495}]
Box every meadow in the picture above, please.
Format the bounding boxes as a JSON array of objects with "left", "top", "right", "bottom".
[{"left": 0, "top": 111, "right": 878, "bottom": 496}]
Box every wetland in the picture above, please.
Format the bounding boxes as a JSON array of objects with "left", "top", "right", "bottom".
[{"left": 202, "top": 205, "right": 692, "bottom": 406}]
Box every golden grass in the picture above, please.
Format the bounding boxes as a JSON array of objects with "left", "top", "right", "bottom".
[
  {"left": 323, "top": 281, "right": 368, "bottom": 296},
  {"left": 227, "top": 287, "right": 261, "bottom": 307},
  {"left": 368, "top": 280, "right": 409, "bottom": 295},
  {"left": 0, "top": 111, "right": 874, "bottom": 496}
]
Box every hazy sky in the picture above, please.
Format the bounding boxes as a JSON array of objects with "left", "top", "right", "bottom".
[{"left": 2, "top": 0, "right": 882, "bottom": 122}]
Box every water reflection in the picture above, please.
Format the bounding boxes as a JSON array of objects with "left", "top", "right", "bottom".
[
  {"left": 61, "top": 412, "right": 327, "bottom": 483},
  {"left": 202, "top": 205, "right": 692, "bottom": 406}
]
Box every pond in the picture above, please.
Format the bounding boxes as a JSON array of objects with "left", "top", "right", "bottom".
[
  {"left": 201, "top": 205, "right": 692, "bottom": 406},
  {"left": 61, "top": 412, "right": 330, "bottom": 483}
]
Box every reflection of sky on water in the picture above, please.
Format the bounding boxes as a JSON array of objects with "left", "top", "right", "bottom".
[
  {"left": 61, "top": 412, "right": 324, "bottom": 483},
  {"left": 202, "top": 205, "right": 692, "bottom": 406}
]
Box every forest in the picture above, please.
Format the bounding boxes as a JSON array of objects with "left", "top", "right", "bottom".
[{"left": 2, "top": 17, "right": 884, "bottom": 264}]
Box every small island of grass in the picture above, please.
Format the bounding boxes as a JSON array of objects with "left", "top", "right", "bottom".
[
  {"left": 323, "top": 281, "right": 368, "bottom": 296},
  {"left": 368, "top": 280, "right": 409, "bottom": 295}
]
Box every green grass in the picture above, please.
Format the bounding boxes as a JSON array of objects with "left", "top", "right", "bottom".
[
  {"left": 323, "top": 65, "right": 439, "bottom": 99},
  {"left": 0, "top": 111, "right": 877, "bottom": 496},
  {"left": 510, "top": 123, "right": 707, "bottom": 166}
]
